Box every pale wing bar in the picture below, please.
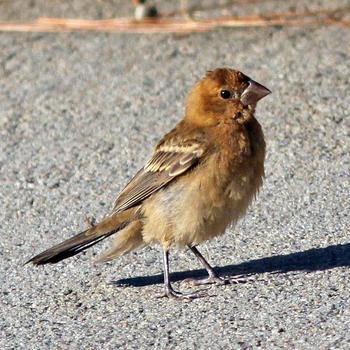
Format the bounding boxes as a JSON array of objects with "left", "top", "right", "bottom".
[{"left": 113, "top": 142, "right": 204, "bottom": 213}]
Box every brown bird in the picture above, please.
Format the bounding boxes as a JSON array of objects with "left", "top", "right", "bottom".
[{"left": 27, "top": 68, "right": 271, "bottom": 299}]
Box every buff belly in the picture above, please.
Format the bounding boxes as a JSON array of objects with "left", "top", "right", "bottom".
[{"left": 141, "top": 162, "right": 263, "bottom": 249}]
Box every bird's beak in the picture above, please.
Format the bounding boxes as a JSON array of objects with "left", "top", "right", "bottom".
[{"left": 240, "top": 79, "right": 271, "bottom": 106}]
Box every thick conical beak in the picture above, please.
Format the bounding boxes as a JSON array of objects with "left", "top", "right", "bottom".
[{"left": 240, "top": 79, "right": 271, "bottom": 106}]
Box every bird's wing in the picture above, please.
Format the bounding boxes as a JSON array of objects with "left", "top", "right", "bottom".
[{"left": 112, "top": 132, "right": 206, "bottom": 213}]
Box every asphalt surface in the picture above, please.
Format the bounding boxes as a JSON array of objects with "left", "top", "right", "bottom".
[{"left": 1, "top": 1, "right": 350, "bottom": 349}]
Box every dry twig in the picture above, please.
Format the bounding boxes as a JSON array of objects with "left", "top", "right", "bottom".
[{"left": 0, "top": 6, "right": 349, "bottom": 33}]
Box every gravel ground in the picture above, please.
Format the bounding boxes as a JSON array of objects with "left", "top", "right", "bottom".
[{"left": 1, "top": 1, "right": 350, "bottom": 349}]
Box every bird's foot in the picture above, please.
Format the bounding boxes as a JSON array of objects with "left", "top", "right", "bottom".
[
  {"left": 184, "top": 273, "right": 253, "bottom": 286},
  {"left": 228, "top": 274, "right": 254, "bottom": 284},
  {"left": 155, "top": 286, "right": 206, "bottom": 300},
  {"left": 183, "top": 275, "right": 228, "bottom": 286}
]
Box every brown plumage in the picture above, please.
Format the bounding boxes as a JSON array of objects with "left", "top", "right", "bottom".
[{"left": 27, "top": 68, "right": 271, "bottom": 299}]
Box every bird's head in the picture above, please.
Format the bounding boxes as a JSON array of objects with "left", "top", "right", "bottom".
[{"left": 185, "top": 68, "right": 271, "bottom": 126}]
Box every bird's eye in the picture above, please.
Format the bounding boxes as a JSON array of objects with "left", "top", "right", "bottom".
[{"left": 220, "top": 90, "right": 231, "bottom": 99}]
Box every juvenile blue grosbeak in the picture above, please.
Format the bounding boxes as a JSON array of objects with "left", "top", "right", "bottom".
[{"left": 28, "top": 68, "right": 271, "bottom": 299}]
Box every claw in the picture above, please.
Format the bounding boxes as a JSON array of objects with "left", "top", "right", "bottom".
[{"left": 155, "top": 286, "right": 206, "bottom": 300}]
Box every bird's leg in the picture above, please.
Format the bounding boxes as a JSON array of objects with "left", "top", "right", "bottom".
[
  {"left": 156, "top": 249, "right": 203, "bottom": 300},
  {"left": 186, "top": 246, "right": 228, "bottom": 285},
  {"left": 187, "top": 246, "right": 250, "bottom": 286}
]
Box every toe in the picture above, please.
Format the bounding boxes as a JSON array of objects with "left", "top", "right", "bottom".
[
  {"left": 156, "top": 287, "right": 206, "bottom": 300},
  {"left": 227, "top": 274, "right": 254, "bottom": 284}
]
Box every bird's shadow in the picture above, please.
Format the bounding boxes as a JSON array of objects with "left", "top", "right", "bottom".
[{"left": 111, "top": 243, "right": 350, "bottom": 287}]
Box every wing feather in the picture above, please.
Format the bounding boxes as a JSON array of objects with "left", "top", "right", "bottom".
[{"left": 113, "top": 135, "right": 205, "bottom": 213}]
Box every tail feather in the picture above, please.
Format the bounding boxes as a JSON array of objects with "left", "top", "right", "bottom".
[{"left": 26, "top": 209, "right": 135, "bottom": 265}]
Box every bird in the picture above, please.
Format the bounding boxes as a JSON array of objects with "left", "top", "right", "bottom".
[{"left": 27, "top": 68, "right": 271, "bottom": 299}]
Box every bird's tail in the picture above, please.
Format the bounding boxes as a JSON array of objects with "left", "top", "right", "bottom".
[{"left": 26, "top": 208, "right": 136, "bottom": 265}]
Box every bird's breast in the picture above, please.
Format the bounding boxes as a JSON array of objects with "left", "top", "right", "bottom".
[{"left": 142, "top": 119, "right": 265, "bottom": 247}]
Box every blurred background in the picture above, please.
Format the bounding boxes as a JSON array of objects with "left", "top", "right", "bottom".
[{"left": 0, "top": 0, "right": 349, "bottom": 24}]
